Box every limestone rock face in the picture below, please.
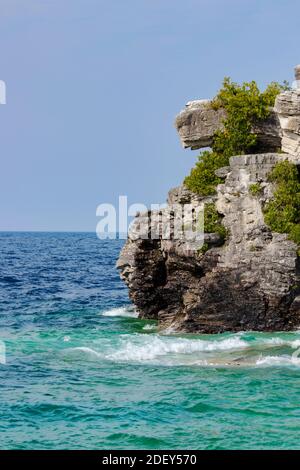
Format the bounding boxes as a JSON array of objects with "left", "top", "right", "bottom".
[
  {"left": 175, "top": 99, "right": 282, "bottom": 152},
  {"left": 117, "top": 73, "right": 300, "bottom": 333},
  {"left": 117, "top": 153, "right": 300, "bottom": 332},
  {"left": 274, "top": 89, "right": 300, "bottom": 160},
  {"left": 175, "top": 100, "right": 226, "bottom": 149}
]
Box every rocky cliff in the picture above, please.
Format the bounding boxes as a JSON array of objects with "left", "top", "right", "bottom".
[{"left": 117, "top": 68, "right": 300, "bottom": 333}]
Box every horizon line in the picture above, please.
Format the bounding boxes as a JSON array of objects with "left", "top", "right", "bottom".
[{"left": 0, "top": 230, "right": 129, "bottom": 235}]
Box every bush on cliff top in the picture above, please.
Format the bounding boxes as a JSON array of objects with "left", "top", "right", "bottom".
[
  {"left": 184, "top": 78, "right": 289, "bottom": 196},
  {"left": 263, "top": 160, "right": 300, "bottom": 246},
  {"left": 211, "top": 79, "right": 288, "bottom": 158}
]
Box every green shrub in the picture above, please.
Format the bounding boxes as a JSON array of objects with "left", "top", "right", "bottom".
[
  {"left": 267, "top": 159, "right": 299, "bottom": 183},
  {"left": 211, "top": 79, "right": 289, "bottom": 157},
  {"left": 263, "top": 160, "right": 300, "bottom": 247},
  {"left": 184, "top": 151, "right": 229, "bottom": 196},
  {"left": 198, "top": 243, "right": 209, "bottom": 255},
  {"left": 290, "top": 225, "right": 300, "bottom": 245},
  {"left": 249, "top": 183, "right": 262, "bottom": 196},
  {"left": 204, "top": 203, "right": 228, "bottom": 241},
  {"left": 184, "top": 77, "right": 298, "bottom": 253},
  {"left": 197, "top": 203, "right": 228, "bottom": 255},
  {"left": 185, "top": 77, "right": 288, "bottom": 196}
]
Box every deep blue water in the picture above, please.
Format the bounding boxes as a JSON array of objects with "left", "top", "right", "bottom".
[{"left": 0, "top": 232, "right": 300, "bottom": 449}]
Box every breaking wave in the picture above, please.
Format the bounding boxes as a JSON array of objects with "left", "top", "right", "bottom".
[
  {"left": 256, "top": 355, "right": 300, "bottom": 367},
  {"left": 105, "top": 335, "right": 248, "bottom": 365},
  {"left": 100, "top": 306, "right": 138, "bottom": 318},
  {"left": 142, "top": 324, "right": 157, "bottom": 331},
  {"left": 65, "top": 329, "right": 300, "bottom": 368}
]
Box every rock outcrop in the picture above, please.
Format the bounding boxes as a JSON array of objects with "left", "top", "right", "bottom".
[
  {"left": 275, "top": 88, "right": 300, "bottom": 160},
  {"left": 117, "top": 67, "right": 300, "bottom": 333},
  {"left": 175, "top": 100, "right": 226, "bottom": 149},
  {"left": 175, "top": 99, "right": 282, "bottom": 152}
]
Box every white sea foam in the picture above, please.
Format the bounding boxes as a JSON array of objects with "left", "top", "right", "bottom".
[
  {"left": 101, "top": 306, "right": 138, "bottom": 318},
  {"left": 256, "top": 337, "right": 300, "bottom": 348},
  {"left": 256, "top": 355, "right": 300, "bottom": 367},
  {"left": 160, "top": 325, "right": 178, "bottom": 335},
  {"left": 65, "top": 327, "right": 300, "bottom": 368},
  {"left": 142, "top": 324, "right": 157, "bottom": 331},
  {"left": 65, "top": 334, "right": 249, "bottom": 366},
  {"left": 106, "top": 335, "right": 248, "bottom": 363}
]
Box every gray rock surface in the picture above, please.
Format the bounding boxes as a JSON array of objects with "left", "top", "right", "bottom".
[
  {"left": 275, "top": 89, "right": 300, "bottom": 160},
  {"left": 175, "top": 100, "right": 226, "bottom": 149},
  {"left": 117, "top": 153, "right": 300, "bottom": 332},
  {"left": 175, "top": 99, "right": 282, "bottom": 152},
  {"left": 117, "top": 70, "right": 300, "bottom": 333}
]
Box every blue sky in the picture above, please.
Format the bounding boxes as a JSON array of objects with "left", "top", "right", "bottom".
[{"left": 0, "top": 0, "right": 299, "bottom": 231}]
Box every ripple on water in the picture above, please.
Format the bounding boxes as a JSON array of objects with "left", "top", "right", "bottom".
[{"left": 1, "top": 234, "right": 300, "bottom": 450}]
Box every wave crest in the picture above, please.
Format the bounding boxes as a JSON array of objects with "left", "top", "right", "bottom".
[
  {"left": 100, "top": 306, "right": 138, "bottom": 318},
  {"left": 106, "top": 335, "right": 248, "bottom": 364},
  {"left": 63, "top": 328, "right": 300, "bottom": 368}
]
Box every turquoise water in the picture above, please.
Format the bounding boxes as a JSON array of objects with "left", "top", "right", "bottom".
[{"left": 0, "top": 233, "right": 300, "bottom": 449}]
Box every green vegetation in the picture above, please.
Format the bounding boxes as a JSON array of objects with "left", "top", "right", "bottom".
[
  {"left": 184, "top": 78, "right": 289, "bottom": 196},
  {"left": 264, "top": 160, "right": 300, "bottom": 248},
  {"left": 183, "top": 150, "right": 229, "bottom": 196},
  {"left": 211, "top": 79, "right": 288, "bottom": 158},
  {"left": 197, "top": 203, "right": 228, "bottom": 256},
  {"left": 184, "top": 77, "right": 296, "bottom": 254},
  {"left": 249, "top": 183, "right": 263, "bottom": 196},
  {"left": 204, "top": 203, "right": 228, "bottom": 240},
  {"left": 198, "top": 242, "right": 209, "bottom": 255}
]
